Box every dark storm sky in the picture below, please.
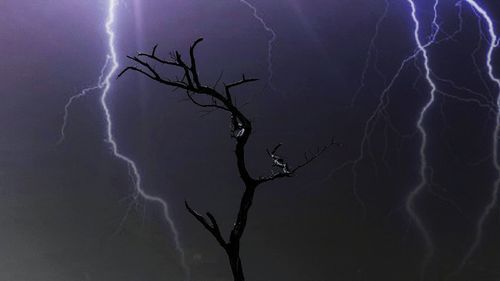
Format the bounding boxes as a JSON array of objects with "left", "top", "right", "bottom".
[{"left": 1, "top": 0, "right": 500, "bottom": 280}]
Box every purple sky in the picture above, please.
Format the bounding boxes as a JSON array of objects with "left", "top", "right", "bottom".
[{"left": 1, "top": 0, "right": 500, "bottom": 280}]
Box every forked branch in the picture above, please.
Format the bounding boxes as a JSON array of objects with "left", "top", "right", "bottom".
[{"left": 185, "top": 201, "right": 227, "bottom": 249}]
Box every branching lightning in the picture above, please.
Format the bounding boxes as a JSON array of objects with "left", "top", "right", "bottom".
[
  {"left": 334, "top": 0, "right": 450, "bottom": 276},
  {"left": 58, "top": 57, "right": 110, "bottom": 145},
  {"left": 404, "top": 0, "right": 438, "bottom": 277},
  {"left": 58, "top": 0, "right": 190, "bottom": 279},
  {"left": 458, "top": 0, "right": 500, "bottom": 270},
  {"left": 238, "top": 0, "right": 278, "bottom": 92},
  {"left": 334, "top": 0, "right": 442, "bottom": 226},
  {"left": 333, "top": 0, "right": 494, "bottom": 278},
  {"left": 343, "top": 0, "right": 500, "bottom": 277},
  {"left": 350, "top": 0, "right": 390, "bottom": 107},
  {"left": 54, "top": 0, "right": 500, "bottom": 279},
  {"left": 329, "top": 0, "right": 394, "bottom": 218}
]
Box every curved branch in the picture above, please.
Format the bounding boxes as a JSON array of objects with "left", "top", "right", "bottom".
[
  {"left": 186, "top": 92, "right": 229, "bottom": 111},
  {"left": 189, "top": 38, "right": 204, "bottom": 87}
]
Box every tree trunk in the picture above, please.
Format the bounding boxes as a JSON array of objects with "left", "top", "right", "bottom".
[
  {"left": 227, "top": 247, "right": 245, "bottom": 281},
  {"left": 225, "top": 184, "right": 255, "bottom": 281}
]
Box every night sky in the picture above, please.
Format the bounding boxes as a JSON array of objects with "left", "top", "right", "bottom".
[{"left": 1, "top": 0, "right": 500, "bottom": 280}]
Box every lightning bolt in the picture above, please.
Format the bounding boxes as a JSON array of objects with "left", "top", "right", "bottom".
[
  {"left": 404, "top": 0, "right": 439, "bottom": 277},
  {"left": 238, "top": 0, "right": 278, "bottom": 92},
  {"left": 322, "top": 0, "right": 499, "bottom": 278},
  {"left": 333, "top": 0, "right": 443, "bottom": 276},
  {"left": 334, "top": 0, "right": 441, "bottom": 221},
  {"left": 457, "top": 0, "right": 500, "bottom": 271},
  {"left": 59, "top": 0, "right": 190, "bottom": 279}
]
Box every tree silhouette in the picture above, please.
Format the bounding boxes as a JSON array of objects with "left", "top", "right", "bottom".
[{"left": 118, "top": 38, "right": 337, "bottom": 281}]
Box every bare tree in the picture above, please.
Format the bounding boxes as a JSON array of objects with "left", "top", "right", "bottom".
[{"left": 118, "top": 38, "right": 337, "bottom": 281}]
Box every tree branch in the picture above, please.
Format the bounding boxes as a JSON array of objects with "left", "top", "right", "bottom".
[
  {"left": 186, "top": 92, "right": 229, "bottom": 111},
  {"left": 117, "top": 57, "right": 189, "bottom": 90},
  {"left": 184, "top": 201, "right": 227, "bottom": 248},
  {"left": 189, "top": 38, "right": 204, "bottom": 88},
  {"left": 137, "top": 44, "right": 181, "bottom": 66},
  {"left": 118, "top": 66, "right": 156, "bottom": 81},
  {"left": 225, "top": 74, "right": 259, "bottom": 90},
  {"left": 257, "top": 138, "right": 340, "bottom": 184}
]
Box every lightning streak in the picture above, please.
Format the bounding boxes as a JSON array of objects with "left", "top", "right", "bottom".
[
  {"left": 339, "top": 0, "right": 441, "bottom": 274},
  {"left": 350, "top": 0, "right": 389, "bottom": 107},
  {"left": 335, "top": 0, "right": 441, "bottom": 221},
  {"left": 458, "top": 0, "right": 500, "bottom": 270},
  {"left": 58, "top": 57, "right": 110, "bottom": 145},
  {"left": 330, "top": 0, "right": 498, "bottom": 278},
  {"left": 328, "top": 0, "right": 394, "bottom": 218},
  {"left": 59, "top": 0, "right": 190, "bottom": 279},
  {"left": 404, "top": 0, "right": 439, "bottom": 277},
  {"left": 238, "top": 0, "right": 277, "bottom": 92}
]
